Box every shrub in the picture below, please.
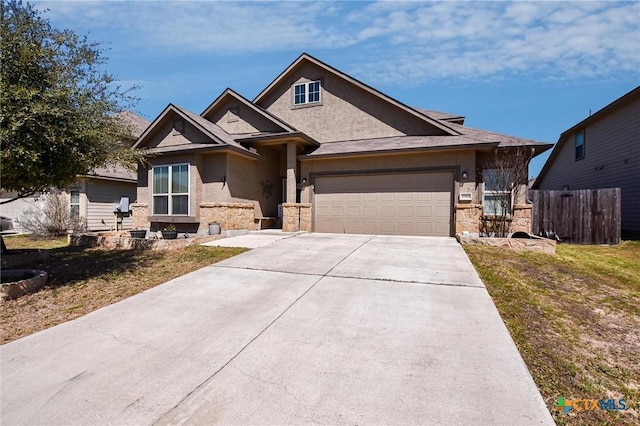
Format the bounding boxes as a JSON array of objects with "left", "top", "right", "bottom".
[{"left": 17, "top": 190, "right": 86, "bottom": 237}]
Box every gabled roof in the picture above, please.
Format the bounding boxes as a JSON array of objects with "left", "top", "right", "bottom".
[
  {"left": 533, "top": 85, "right": 640, "bottom": 188},
  {"left": 89, "top": 111, "right": 150, "bottom": 182},
  {"left": 116, "top": 110, "right": 151, "bottom": 138},
  {"left": 253, "top": 53, "right": 461, "bottom": 137},
  {"left": 132, "top": 103, "right": 256, "bottom": 158},
  {"left": 201, "top": 88, "right": 297, "bottom": 133},
  {"left": 416, "top": 109, "right": 465, "bottom": 124}
]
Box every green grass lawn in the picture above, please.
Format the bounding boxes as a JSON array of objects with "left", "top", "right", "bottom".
[
  {"left": 465, "top": 241, "right": 639, "bottom": 425},
  {"left": 1, "top": 235, "right": 247, "bottom": 343}
]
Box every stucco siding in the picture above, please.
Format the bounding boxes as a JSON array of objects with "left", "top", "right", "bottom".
[
  {"left": 225, "top": 148, "right": 282, "bottom": 218},
  {"left": 85, "top": 180, "right": 137, "bottom": 230},
  {"left": 200, "top": 153, "right": 230, "bottom": 204},
  {"left": 204, "top": 98, "right": 283, "bottom": 135},
  {"left": 258, "top": 62, "right": 446, "bottom": 143},
  {"left": 145, "top": 120, "right": 212, "bottom": 149},
  {"left": 537, "top": 97, "right": 640, "bottom": 231}
]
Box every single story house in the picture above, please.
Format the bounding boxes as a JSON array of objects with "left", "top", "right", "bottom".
[
  {"left": 1, "top": 111, "right": 150, "bottom": 232},
  {"left": 533, "top": 86, "right": 639, "bottom": 236},
  {"left": 132, "top": 53, "right": 551, "bottom": 237}
]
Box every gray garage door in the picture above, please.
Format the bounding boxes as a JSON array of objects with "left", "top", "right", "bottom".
[{"left": 314, "top": 172, "right": 453, "bottom": 236}]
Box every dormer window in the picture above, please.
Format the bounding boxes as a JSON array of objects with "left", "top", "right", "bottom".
[{"left": 293, "top": 80, "right": 321, "bottom": 106}]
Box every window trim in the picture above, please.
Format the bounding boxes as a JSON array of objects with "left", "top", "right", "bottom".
[
  {"left": 482, "top": 169, "right": 513, "bottom": 217},
  {"left": 152, "top": 163, "right": 190, "bottom": 216},
  {"left": 575, "top": 130, "right": 585, "bottom": 160},
  {"left": 292, "top": 80, "right": 322, "bottom": 107}
]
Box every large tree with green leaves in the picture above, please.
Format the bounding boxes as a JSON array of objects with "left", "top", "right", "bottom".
[{"left": 0, "top": 0, "right": 145, "bottom": 204}]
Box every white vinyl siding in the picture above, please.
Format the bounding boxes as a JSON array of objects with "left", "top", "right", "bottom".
[{"left": 85, "top": 180, "right": 137, "bottom": 231}]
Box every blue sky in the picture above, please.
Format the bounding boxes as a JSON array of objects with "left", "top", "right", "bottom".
[{"left": 34, "top": 0, "right": 640, "bottom": 178}]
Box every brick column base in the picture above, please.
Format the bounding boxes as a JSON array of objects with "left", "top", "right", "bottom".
[
  {"left": 282, "top": 203, "right": 311, "bottom": 232},
  {"left": 131, "top": 203, "right": 149, "bottom": 229},
  {"left": 455, "top": 203, "right": 482, "bottom": 234}
]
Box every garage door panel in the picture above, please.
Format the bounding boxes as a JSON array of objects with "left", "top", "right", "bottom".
[
  {"left": 436, "top": 206, "right": 451, "bottom": 217},
  {"left": 314, "top": 172, "right": 452, "bottom": 237},
  {"left": 347, "top": 206, "right": 361, "bottom": 217},
  {"left": 362, "top": 206, "right": 377, "bottom": 217},
  {"left": 380, "top": 222, "right": 395, "bottom": 233},
  {"left": 416, "top": 222, "right": 433, "bottom": 234},
  {"left": 398, "top": 222, "right": 413, "bottom": 233},
  {"left": 380, "top": 206, "right": 395, "bottom": 217},
  {"left": 331, "top": 206, "right": 344, "bottom": 216},
  {"left": 398, "top": 206, "right": 413, "bottom": 217},
  {"left": 436, "top": 192, "right": 450, "bottom": 201},
  {"left": 417, "top": 206, "right": 433, "bottom": 217},
  {"left": 417, "top": 193, "right": 433, "bottom": 202},
  {"left": 346, "top": 193, "right": 362, "bottom": 202},
  {"left": 398, "top": 192, "right": 413, "bottom": 202}
]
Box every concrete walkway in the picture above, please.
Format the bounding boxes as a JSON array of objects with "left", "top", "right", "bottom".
[{"left": 0, "top": 234, "right": 553, "bottom": 425}]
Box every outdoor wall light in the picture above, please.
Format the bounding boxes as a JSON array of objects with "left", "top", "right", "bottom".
[
  {"left": 301, "top": 178, "right": 308, "bottom": 185},
  {"left": 461, "top": 170, "right": 468, "bottom": 180}
]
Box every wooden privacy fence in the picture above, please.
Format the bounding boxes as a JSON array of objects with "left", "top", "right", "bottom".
[{"left": 529, "top": 188, "right": 621, "bottom": 245}]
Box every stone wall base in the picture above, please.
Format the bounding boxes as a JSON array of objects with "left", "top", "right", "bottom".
[
  {"left": 282, "top": 203, "right": 311, "bottom": 232},
  {"left": 69, "top": 233, "right": 225, "bottom": 251},
  {"left": 456, "top": 203, "right": 532, "bottom": 235},
  {"left": 457, "top": 234, "right": 556, "bottom": 255},
  {"left": 199, "top": 202, "right": 255, "bottom": 233}
]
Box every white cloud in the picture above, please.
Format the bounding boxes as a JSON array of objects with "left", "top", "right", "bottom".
[{"left": 33, "top": 0, "right": 640, "bottom": 85}]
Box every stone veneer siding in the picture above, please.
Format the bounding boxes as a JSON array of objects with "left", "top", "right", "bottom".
[
  {"left": 282, "top": 203, "right": 311, "bottom": 232},
  {"left": 199, "top": 202, "right": 255, "bottom": 233},
  {"left": 455, "top": 203, "right": 532, "bottom": 235},
  {"left": 511, "top": 204, "right": 532, "bottom": 233},
  {"left": 455, "top": 204, "right": 482, "bottom": 234},
  {"left": 131, "top": 203, "right": 149, "bottom": 229}
]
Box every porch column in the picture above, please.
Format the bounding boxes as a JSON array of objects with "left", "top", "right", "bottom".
[{"left": 286, "top": 141, "right": 297, "bottom": 203}]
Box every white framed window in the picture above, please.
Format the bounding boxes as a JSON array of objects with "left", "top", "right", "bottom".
[
  {"left": 482, "top": 169, "right": 512, "bottom": 216},
  {"left": 69, "top": 189, "right": 80, "bottom": 219},
  {"left": 293, "top": 80, "right": 321, "bottom": 106},
  {"left": 153, "top": 164, "right": 189, "bottom": 215},
  {"left": 575, "top": 130, "right": 585, "bottom": 160}
]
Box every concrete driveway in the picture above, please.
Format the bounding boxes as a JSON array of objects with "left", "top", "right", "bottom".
[{"left": 1, "top": 233, "right": 553, "bottom": 425}]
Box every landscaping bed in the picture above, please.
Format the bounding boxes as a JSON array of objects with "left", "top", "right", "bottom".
[
  {"left": 465, "top": 241, "right": 639, "bottom": 425},
  {"left": 1, "top": 235, "right": 247, "bottom": 343}
]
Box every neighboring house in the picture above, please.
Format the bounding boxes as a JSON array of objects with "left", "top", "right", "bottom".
[
  {"left": 533, "top": 86, "right": 640, "bottom": 235},
  {"left": 0, "top": 111, "right": 150, "bottom": 232},
  {"left": 132, "top": 53, "right": 552, "bottom": 237}
]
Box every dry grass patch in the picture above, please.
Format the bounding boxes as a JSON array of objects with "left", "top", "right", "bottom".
[
  {"left": 465, "top": 241, "right": 639, "bottom": 425},
  {"left": 1, "top": 236, "right": 247, "bottom": 344}
]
